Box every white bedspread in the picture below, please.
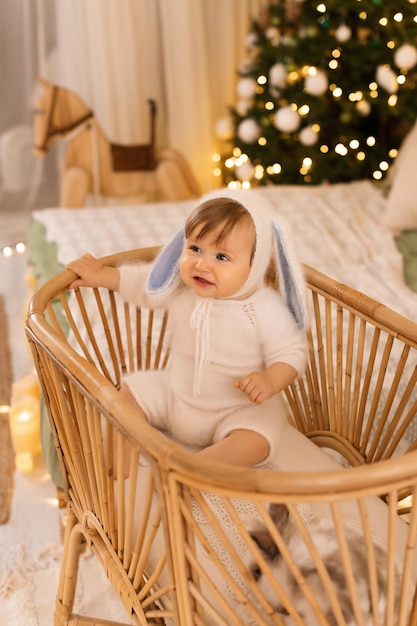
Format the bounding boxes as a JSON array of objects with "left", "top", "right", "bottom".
[{"left": 33, "top": 180, "right": 417, "bottom": 320}]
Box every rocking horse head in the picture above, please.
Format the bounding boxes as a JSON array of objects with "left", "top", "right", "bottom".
[{"left": 33, "top": 78, "right": 93, "bottom": 157}]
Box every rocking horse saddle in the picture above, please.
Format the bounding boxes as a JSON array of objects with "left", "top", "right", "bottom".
[{"left": 110, "top": 99, "right": 157, "bottom": 172}]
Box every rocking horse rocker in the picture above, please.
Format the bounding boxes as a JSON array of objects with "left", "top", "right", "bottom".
[{"left": 33, "top": 79, "right": 201, "bottom": 208}]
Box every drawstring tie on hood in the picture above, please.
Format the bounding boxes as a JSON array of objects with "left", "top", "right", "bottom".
[{"left": 190, "top": 297, "right": 213, "bottom": 396}]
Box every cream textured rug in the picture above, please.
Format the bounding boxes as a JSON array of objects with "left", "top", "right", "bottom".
[
  {"left": 0, "top": 299, "right": 134, "bottom": 623},
  {"left": 0, "top": 294, "right": 14, "bottom": 524},
  {"left": 0, "top": 461, "right": 134, "bottom": 624}
]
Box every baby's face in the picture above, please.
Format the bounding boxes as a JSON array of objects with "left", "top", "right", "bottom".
[{"left": 180, "top": 219, "right": 255, "bottom": 299}]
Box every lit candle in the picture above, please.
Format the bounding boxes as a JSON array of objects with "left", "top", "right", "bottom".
[
  {"left": 14, "top": 452, "right": 35, "bottom": 474},
  {"left": 11, "top": 372, "right": 41, "bottom": 403},
  {"left": 9, "top": 397, "right": 42, "bottom": 474}
]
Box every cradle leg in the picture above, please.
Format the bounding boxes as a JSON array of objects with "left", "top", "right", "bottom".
[
  {"left": 60, "top": 166, "right": 90, "bottom": 208},
  {"left": 57, "top": 487, "right": 67, "bottom": 509},
  {"left": 408, "top": 587, "right": 417, "bottom": 626},
  {"left": 54, "top": 508, "right": 85, "bottom": 625}
]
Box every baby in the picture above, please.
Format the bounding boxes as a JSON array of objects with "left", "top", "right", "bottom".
[{"left": 67, "top": 189, "right": 308, "bottom": 467}]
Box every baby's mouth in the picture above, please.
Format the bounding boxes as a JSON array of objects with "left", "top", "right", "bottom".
[{"left": 193, "top": 275, "right": 214, "bottom": 286}]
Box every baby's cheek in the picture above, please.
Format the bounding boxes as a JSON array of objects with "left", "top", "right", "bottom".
[{"left": 178, "top": 256, "right": 188, "bottom": 281}]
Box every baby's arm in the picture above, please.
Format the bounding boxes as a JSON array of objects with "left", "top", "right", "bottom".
[
  {"left": 234, "top": 362, "right": 298, "bottom": 405},
  {"left": 67, "top": 253, "right": 120, "bottom": 291}
]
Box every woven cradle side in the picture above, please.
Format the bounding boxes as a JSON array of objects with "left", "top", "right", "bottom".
[
  {"left": 286, "top": 265, "right": 417, "bottom": 468},
  {"left": 26, "top": 247, "right": 177, "bottom": 626},
  {"left": 26, "top": 248, "right": 417, "bottom": 626}
]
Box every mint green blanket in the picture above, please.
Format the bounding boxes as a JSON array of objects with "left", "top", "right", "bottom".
[
  {"left": 395, "top": 231, "right": 417, "bottom": 295},
  {"left": 27, "top": 218, "right": 65, "bottom": 489}
]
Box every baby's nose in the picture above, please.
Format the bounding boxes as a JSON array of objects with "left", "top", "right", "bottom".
[{"left": 196, "top": 256, "right": 211, "bottom": 271}]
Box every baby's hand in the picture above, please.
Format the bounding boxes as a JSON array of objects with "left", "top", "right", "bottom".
[
  {"left": 66, "top": 253, "right": 117, "bottom": 290},
  {"left": 234, "top": 371, "right": 275, "bottom": 405}
]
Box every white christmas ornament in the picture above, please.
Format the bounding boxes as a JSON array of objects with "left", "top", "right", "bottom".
[
  {"left": 265, "top": 26, "right": 280, "bottom": 45},
  {"left": 269, "top": 62, "right": 287, "bottom": 88},
  {"left": 245, "top": 32, "right": 259, "bottom": 49},
  {"left": 235, "top": 99, "right": 252, "bottom": 117},
  {"left": 236, "top": 162, "right": 255, "bottom": 181},
  {"left": 274, "top": 106, "right": 301, "bottom": 133},
  {"left": 376, "top": 65, "right": 398, "bottom": 94},
  {"left": 281, "top": 34, "right": 297, "bottom": 47},
  {"left": 335, "top": 24, "right": 352, "bottom": 43},
  {"left": 305, "top": 25, "right": 319, "bottom": 39},
  {"left": 299, "top": 125, "right": 318, "bottom": 146},
  {"left": 394, "top": 43, "right": 417, "bottom": 70},
  {"left": 236, "top": 77, "right": 257, "bottom": 99},
  {"left": 239, "top": 58, "right": 256, "bottom": 74},
  {"left": 304, "top": 69, "right": 328, "bottom": 96},
  {"left": 237, "top": 118, "right": 262, "bottom": 143},
  {"left": 215, "top": 117, "right": 234, "bottom": 141}
]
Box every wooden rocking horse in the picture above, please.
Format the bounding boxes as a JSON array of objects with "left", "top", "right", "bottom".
[{"left": 33, "top": 79, "right": 201, "bottom": 208}]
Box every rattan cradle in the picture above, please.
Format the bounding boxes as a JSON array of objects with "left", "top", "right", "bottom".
[{"left": 26, "top": 246, "right": 417, "bottom": 626}]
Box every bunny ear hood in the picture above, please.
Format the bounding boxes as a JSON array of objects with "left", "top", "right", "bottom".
[
  {"left": 147, "top": 229, "right": 185, "bottom": 294},
  {"left": 147, "top": 189, "right": 308, "bottom": 329},
  {"left": 272, "top": 218, "right": 308, "bottom": 330}
]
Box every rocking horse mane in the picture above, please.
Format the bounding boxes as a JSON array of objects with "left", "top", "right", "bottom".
[{"left": 33, "top": 78, "right": 201, "bottom": 207}]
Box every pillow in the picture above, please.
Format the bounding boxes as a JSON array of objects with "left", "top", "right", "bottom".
[{"left": 384, "top": 119, "right": 417, "bottom": 233}]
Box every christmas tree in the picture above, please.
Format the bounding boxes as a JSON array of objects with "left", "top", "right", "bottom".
[{"left": 217, "top": 0, "right": 417, "bottom": 186}]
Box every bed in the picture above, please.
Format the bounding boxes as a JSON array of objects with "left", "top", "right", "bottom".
[{"left": 28, "top": 179, "right": 417, "bottom": 313}]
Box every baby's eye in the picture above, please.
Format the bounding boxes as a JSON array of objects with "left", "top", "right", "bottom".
[
  {"left": 189, "top": 244, "right": 201, "bottom": 253},
  {"left": 216, "top": 253, "right": 229, "bottom": 261}
]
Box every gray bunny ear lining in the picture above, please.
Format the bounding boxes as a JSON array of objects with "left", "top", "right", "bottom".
[
  {"left": 147, "top": 229, "right": 185, "bottom": 294},
  {"left": 272, "top": 222, "right": 307, "bottom": 330}
]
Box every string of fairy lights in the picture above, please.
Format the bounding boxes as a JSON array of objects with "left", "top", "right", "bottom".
[
  {"left": 2, "top": 242, "right": 26, "bottom": 258},
  {"left": 213, "top": 3, "right": 417, "bottom": 187},
  {"left": 0, "top": 242, "right": 28, "bottom": 416}
]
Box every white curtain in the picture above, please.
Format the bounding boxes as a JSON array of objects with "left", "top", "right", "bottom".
[
  {"left": 0, "top": 0, "right": 58, "bottom": 206},
  {"left": 39, "top": 0, "right": 268, "bottom": 192},
  {"left": 0, "top": 1, "right": 41, "bottom": 133}
]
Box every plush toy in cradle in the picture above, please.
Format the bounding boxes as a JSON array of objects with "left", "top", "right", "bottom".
[
  {"left": 33, "top": 78, "right": 201, "bottom": 208},
  {"left": 248, "top": 502, "right": 401, "bottom": 626}
]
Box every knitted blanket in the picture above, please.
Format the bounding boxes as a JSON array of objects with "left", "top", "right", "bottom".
[{"left": 31, "top": 181, "right": 417, "bottom": 319}]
